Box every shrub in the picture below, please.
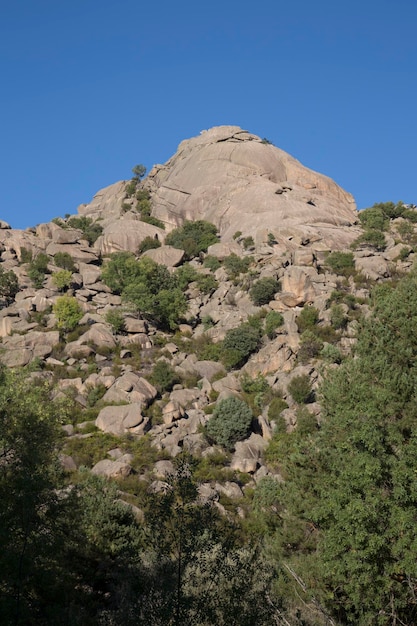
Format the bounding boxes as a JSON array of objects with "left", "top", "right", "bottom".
[
  {"left": 0, "top": 266, "right": 18, "bottom": 304},
  {"left": 325, "top": 251, "right": 356, "bottom": 277},
  {"left": 320, "top": 343, "right": 342, "bottom": 364},
  {"left": 358, "top": 207, "right": 389, "bottom": 231},
  {"left": 103, "top": 254, "right": 187, "bottom": 329},
  {"left": 297, "top": 330, "right": 323, "bottom": 364},
  {"left": 53, "top": 296, "right": 83, "bottom": 332},
  {"left": 222, "top": 323, "right": 261, "bottom": 369},
  {"left": 396, "top": 221, "right": 415, "bottom": 243},
  {"left": 223, "top": 254, "right": 252, "bottom": 280},
  {"left": 140, "top": 215, "right": 165, "bottom": 229},
  {"left": 150, "top": 360, "right": 179, "bottom": 393},
  {"left": 249, "top": 277, "right": 281, "bottom": 306},
  {"left": 175, "top": 263, "right": 199, "bottom": 290},
  {"left": 52, "top": 270, "right": 72, "bottom": 292},
  {"left": 242, "top": 236, "right": 255, "bottom": 250},
  {"left": 165, "top": 220, "right": 219, "bottom": 259},
  {"left": 351, "top": 229, "right": 386, "bottom": 251},
  {"left": 206, "top": 396, "right": 252, "bottom": 450},
  {"left": 264, "top": 310, "right": 284, "bottom": 339},
  {"left": 398, "top": 246, "right": 412, "bottom": 261},
  {"left": 195, "top": 273, "right": 218, "bottom": 294},
  {"left": 101, "top": 251, "right": 139, "bottom": 294},
  {"left": 288, "top": 374, "right": 314, "bottom": 404},
  {"left": 203, "top": 255, "right": 221, "bottom": 272},
  {"left": 54, "top": 251, "right": 76, "bottom": 272},
  {"left": 138, "top": 236, "right": 161, "bottom": 254},
  {"left": 268, "top": 396, "right": 288, "bottom": 421},
  {"left": 20, "top": 247, "right": 32, "bottom": 263},
  {"left": 67, "top": 216, "right": 103, "bottom": 245},
  {"left": 105, "top": 309, "right": 126, "bottom": 334},
  {"left": 27, "top": 253, "right": 50, "bottom": 288},
  {"left": 233, "top": 231, "right": 242, "bottom": 240},
  {"left": 370, "top": 201, "right": 406, "bottom": 220},
  {"left": 85, "top": 383, "right": 107, "bottom": 407},
  {"left": 330, "top": 304, "right": 348, "bottom": 330},
  {"left": 132, "top": 164, "right": 146, "bottom": 181},
  {"left": 296, "top": 306, "right": 319, "bottom": 333}
]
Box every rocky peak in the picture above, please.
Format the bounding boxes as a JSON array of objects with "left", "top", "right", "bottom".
[
  {"left": 72, "top": 126, "right": 359, "bottom": 255},
  {"left": 145, "top": 125, "right": 358, "bottom": 246}
]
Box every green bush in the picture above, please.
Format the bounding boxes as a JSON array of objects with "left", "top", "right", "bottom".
[
  {"left": 53, "top": 296, "right": 83, "bottom": 332},
  {"left": 370, "top": 201, "right": 406, "bottom": 220},
  {"left": 27, "top": 253, "right": 50, "bottom": 288},
  {"left": 264, "top": 310, "right": 284, "bottom": 339},
  {"left": 325, "top": 251, "right": 356, "bottom": 277},
  {"left": 297, "top": 330, "right": 323, "bottom": 364},
  {"left": 54, "top": 251, "right": 76, "bottom": 272},
  {"left": 396, "top": 221, "right": 415, "bottom": 243},
  {"left": 141, "top": 215, "right": 165, "bottom": 229},
  {"left": 222, "top": 323, "right": 261, "bottom": 368},
  {"left": 0, "top": 266, "right": 18, "bottom": 304},
  {"left": 138, "top": 236, "right": 161, "bottom": 254},
  {"left": 242, "top": 236, "right": 255, "bottom": 250},
  {"left": 296, "top": 306, "right": 319, "bottom": 333},
  {"left": 203, "top": 255, "right": 221, "bottom": 272},
  {"left": 330, "top": 304, "right": 348, "bottom": 330},
  {"left": 206, "top": 396, "right": 252, "bottom": 450},
  {"left": 67, "top": 216, "right": 103, "bottom": 245},
  {"left": 288, "top": 374, "right": 314, "bottom": 404},
  {"left": 175, "top": 263, "right": 199, "bottom": 290},
  {"left": 195, "top": 273, "right": 218, "bottom": 294},
  {"left": 240, "top": 373, "right": 269, "bottom": 394},
  {"left": 165, "top": 220, "right": 219, "bottom": 259},
  {"left": 267, "top": 396, "right": 288, "bottom": 421},
  {"left": 52, "top": 270, "right": 72, "bottom": 292},
  {"left": 101, "top": 251, "right": 139, "bottom": 294},
  {"left": 223, "top": 254, "right": 252, "bottom": 279},
  {"left": 358, "top": 207, "right": 389, "bottom": 231},
  {"left": 132, "top": 164, "right": 146, "bottom": 181},
  {"left": 320, "top": 343, "right": 342, "bottom": 364},
  {"left": 150, "top": 360, "right": 179, "bottom": 393},
  {"left": 20, "top": 247, "right": 33, "bottom": 263},
  {"left": 249, "top": 277, "right": 281, "bottom": 306},
  {"left": 351, "top": 229, "right": 386, "bottom": 251},
  {"left": 398, "top": 246, "right": 411, "bottom": 261},
  {"left": 105, "top": 309, "right": 126, "bottom": 334}
]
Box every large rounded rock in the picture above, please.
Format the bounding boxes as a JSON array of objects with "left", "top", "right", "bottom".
[
  {"left": 146, "top": 126, "right": 359, "bottom": 247},
  {"left": 95, "top": 403, "right": 150, "bottom": 436}
]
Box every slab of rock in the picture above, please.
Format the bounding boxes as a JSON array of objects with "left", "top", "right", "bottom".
[
  {"left": 94, "top": 219, "right": 165, "bottom": 255},
  {"left": 143, "top": 245, "right": 184, "bottom": 267},
  {"left": 95, "top": 403, "right": 150, "bottom": 436},
  {"left": 162, "top": 400, "right": 185, "bottom": 425},
  {"left": 91, "top": 459, "right": 133, "bottom": 478},
  {"left": 102, "top": 372, "right": 157, "bottom": 405},
  {"left": 52, "top": 228, "right": 83, "bottom": 244},
  {"left": 146, "top": 126, "right": 358, "bottom": 247},
  {"left": 280, "top": 266, "right": 316, "bottom": 306},
  {"left": 45, "top": 242, "right": 99, "bottom": 264},
  {"left": 230, "top": 434, "right": 268, "bottom": 474},
  {"left": 72, "top": 323, "right": 116, "bottom": 350}
]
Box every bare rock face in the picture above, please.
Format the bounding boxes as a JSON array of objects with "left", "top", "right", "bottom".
[{"left": 145, "top": 126, "right": 359, "bottom": 247}]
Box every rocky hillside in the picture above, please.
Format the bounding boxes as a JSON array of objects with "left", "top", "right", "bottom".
[{"left": 0, "top": 126, "right": 415, "bottom": 494}]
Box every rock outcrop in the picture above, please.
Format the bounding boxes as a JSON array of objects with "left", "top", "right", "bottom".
[{"left": 145, "top": 126, "right": 359, "bottom": 247}]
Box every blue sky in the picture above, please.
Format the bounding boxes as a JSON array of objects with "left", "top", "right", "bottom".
[{"left": 1, "top": 0, "right": 416, "bottom": 229}]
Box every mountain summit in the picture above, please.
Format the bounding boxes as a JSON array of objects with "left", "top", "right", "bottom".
[
  {"left": 79, "top": 126, "right": 359, "bottom": 253},
  {"left": 146, "top": 125, "right": 357, "bottom": 244}
]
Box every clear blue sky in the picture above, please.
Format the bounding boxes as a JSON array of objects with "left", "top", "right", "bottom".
[{"left": 1, "top": 0, "right": 416, "bottom": 229}]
